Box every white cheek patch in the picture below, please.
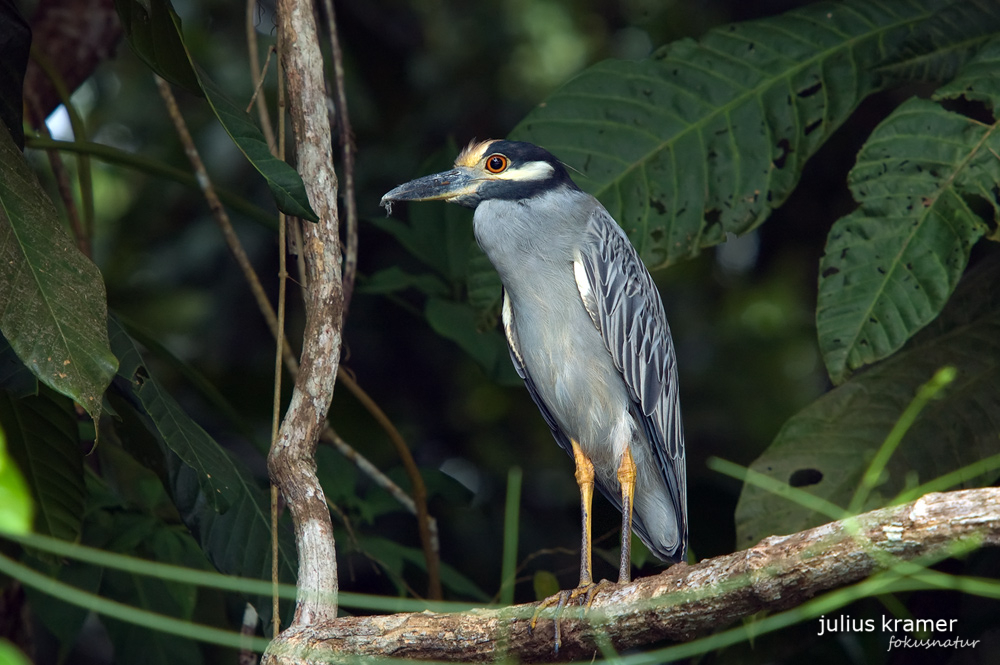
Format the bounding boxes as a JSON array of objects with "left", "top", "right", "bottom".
[{"left": 494, "top": 160, "right": 555, "bottom": 182}]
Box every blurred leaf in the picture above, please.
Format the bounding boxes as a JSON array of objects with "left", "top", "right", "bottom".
[
  {"left": 736, "top": 255, "right": 1000, "bottom": 548},
  {"left": 0, "top": 419, "right": 32, "bottom": 534},
  {"left": 0, "top": 640, "right": 30, "bottom": 665},
  {"left": 466, "top": 245, "right": 502, "bottom": 318},
  {"left": 195, "top": 68, "right": 319, "bottom": 222},
  {"left": 359, "top": 266, "right": 449, "bottom": 297},
  {"left": 876, "top": 0, "right": 1000, "bottom": 83},
  {"left": 512, "top": 0, "right": 942, "bottom": 269},
  {"left": 0, "top": 125, "right": 118, "bottom": 419},
  {"left": 0, "top": 0, "right": 29, "bottom": 149},
  {"left": 116, "top": 0, "right": 317, "bottom": 220},
  {"left": 0, "top": 391, "right": 82, "bottom": 540},
  {"left": 114, "top": 0, "right": 201, "bottom": 94},
  {"left": 100, "top": 515, "right": 203, "bottom": 665},
  {"left": 359, "top": 535, "right": 489, "bottom": 601},
  {"left": 817, "top": 38, "right": 1000, "bottom": 382},
  {"left": 371, "top": 199, "right": 472, "bottom": 285},
  {"left": 533, "top": 569, "right": 560, "bottom": 601},
  {"left": 425, "top": 298, "right": 521, "bottom": 386},
  {"left": 110, "top": 319, "right": 238, "bottom": 512},
  {"left": 23, "top": 557, "right": 103, "bottom": 656}
]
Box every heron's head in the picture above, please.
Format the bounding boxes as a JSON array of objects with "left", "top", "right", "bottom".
[{"left": 380, "top": 139, "right": 580, "bottom": 210}]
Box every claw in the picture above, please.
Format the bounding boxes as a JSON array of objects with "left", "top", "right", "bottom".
[{"left": 530, "top": 580, "right": 612, "bottom": 653}]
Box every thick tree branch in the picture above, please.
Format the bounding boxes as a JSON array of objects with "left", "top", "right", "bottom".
[
  {"left": 263, "top": 488, "right": 1000, "bottom": 663},
  {"left": 266, "top": 0, "right": 343, "bottom": 631}
]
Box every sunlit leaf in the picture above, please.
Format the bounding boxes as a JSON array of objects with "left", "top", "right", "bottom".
[
  {"left": 0, "top": 640, "right": 30, "bottom": 665},
  {"left": 0, "top": 391, "right": 82, "bottom": 540},
  {"left": 512, "top": 0, "right": 942, "bottom": 269},
  {"left": 817, "top": 39, "right": 1000, "bottom": 382},
  {"left": 736, "top": 256, "right": 1000, "bottom": 547},
  {"left": 0, "top": 420, "right": 32, "bottom": 534},
  {"left": 0, "top": 125, "right": 117, "bottom": 418}
]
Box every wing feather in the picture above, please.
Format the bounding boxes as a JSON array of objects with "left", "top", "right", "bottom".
[{"left": 573, "top": 205, "right": 687, "bottom": 545}]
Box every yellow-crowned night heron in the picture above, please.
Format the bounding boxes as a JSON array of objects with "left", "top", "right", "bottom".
[{"left": 381, "top": 139, "right": 687, "bottom": 612}]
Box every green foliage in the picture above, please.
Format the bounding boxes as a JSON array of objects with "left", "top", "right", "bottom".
[
  {"left": 116, "top": 0, "right": 318, "bottom": 221},
  {"left": 817, "top": 46, "right": 1000, "bottom": 382},
  {"left": 0, "top": 389, "right": 82, "bottom": 540},
  {"left": 0, "top": 640, "right": 30, "bottom": 665},
  {"left": 0, "top": 420, "right": 32, "bottom": 535},
  {"left": 512, "top": 0, "right": 943, "bottom": 268},
  {"left": 2, "top": 0, "right": 1000, "bottom": 662},
  {"left": 371, "top": 146, "right": 518, "bottom": 384},
  {"left": 0, "top": 124, "right": 118, "bottom": 420},
  {"left": 114, "top": 0, "right": 201, "bottom": 93}
]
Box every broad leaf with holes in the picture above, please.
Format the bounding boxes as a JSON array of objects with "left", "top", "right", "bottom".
[
  {"left": 512, "top": 0, "right": 946, "bottom": 269},
  {"left": 736, "top": 256, "right": 1000, "bottom": 547},
  {"left": 817, "top": 37, "right": 1000, "bottom": 383}
]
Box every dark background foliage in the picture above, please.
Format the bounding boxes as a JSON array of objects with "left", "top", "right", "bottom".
[{"left": 2, "top": 0, "right": 1000, "bottom": 663}]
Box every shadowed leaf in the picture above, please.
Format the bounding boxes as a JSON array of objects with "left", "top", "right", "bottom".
[
  {"left": 817, "top": 37, "right": 1000, "bottom": 382},
  {"left": 737, "top": 256, "right": 1000, "bottom": 547},
  {"left": 0, "top": 126, "right": 117, "bottom": 418}
]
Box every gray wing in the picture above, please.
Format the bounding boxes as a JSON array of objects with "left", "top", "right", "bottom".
[{"left": 573, "top": 204, "right": 687, "bottom": 547}]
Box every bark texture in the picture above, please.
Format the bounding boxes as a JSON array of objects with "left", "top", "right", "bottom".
[
  {"left": 263, "top": 488, "right": 1000, "bottom": 663},
  {"left": 265, "top": 0, "right": 344, "bottom": 631}
]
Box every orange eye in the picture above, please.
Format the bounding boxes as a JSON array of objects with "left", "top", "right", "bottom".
[{"left": 485, "top": 154, "right": 509, "bottom": 173}]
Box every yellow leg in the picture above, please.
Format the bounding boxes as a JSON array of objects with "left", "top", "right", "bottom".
[
  {"left": 571, "top": 439, "right": 595, "bottom": 587},
  {"left": 531, "top": 439, "right": 605, "bottom": 652},
  {"left": 617, "top": 447, "right": 637, "bottom": 584}
]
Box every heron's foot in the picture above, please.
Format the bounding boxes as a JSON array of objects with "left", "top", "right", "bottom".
[{"left": 529, "top": 580, "right": 613, "bottom": 653}]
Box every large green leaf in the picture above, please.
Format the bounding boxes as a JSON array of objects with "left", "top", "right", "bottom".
[
  {"left": 196, "top": 68, "right": 319, "bottom": 222},
  {"left": 876, "top": 0, "right": 1000, "bottom": 83},
  {"left": 106, "top": 319, "right": 295, "bottom": 626},
  {"left": 110, "top": 319, "right": 238, "bottom": 513},
  {"left": 100, "top": 515, "right": 204, "bottom": 665},
  {"left": 425, "top": 298, "right": 521, "bottom": 386},
  {"left": 115, "top": 0, "right": 318, "bottom": 221},
  {"left": 0, "top": 125, "right": 118, "bottom": 418},
  {"left": 511, "top": 0, "right": 945, "bottom": 269},
  {"left": 0, "top": 391, "right": 83, "bottom": 541},
  {"left": 817, "top": 38, "right": 1000, "bottom": 383},
  {"left": 114, "top": 0, "right": 201, "bottom": 94},
  {"left": 736, "top": 254, "right": 1000, "bottom": 548}
]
